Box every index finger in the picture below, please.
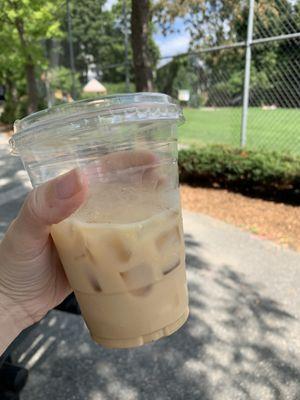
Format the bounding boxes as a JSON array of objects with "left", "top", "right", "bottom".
[
  {"left": 83, "top": 150, "right": 164, "bottom": 188},
  {"left": 99, "top": 150, "right": 159, "bottom": 173}
]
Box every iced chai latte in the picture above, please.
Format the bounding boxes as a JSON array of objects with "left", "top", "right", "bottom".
[
  {"left": 51, "top": 177, "right": 189, "bottom": 348},
  {"left": 11, "top": 93, "right": 189, "bottom": 348}
]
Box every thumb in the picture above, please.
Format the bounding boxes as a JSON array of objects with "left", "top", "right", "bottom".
[{"left": 7, "top": 169, "right": 87, "bottom": 255}]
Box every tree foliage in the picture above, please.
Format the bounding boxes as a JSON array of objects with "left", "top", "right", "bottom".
[
  {"left": 63, "top": 0, "right": 159, "bottom": 86},
  {"left": 0, "top": 0, "right": 64, "bottom": 117},
  {"left": 154, "top": 0, "right": 300, "bottom": 108},
  {"left": 67, "top": 0, "right": 127, "bottom": 83},
  {"left": 154, "top": 0, "right": 299, "bottom": 47}
]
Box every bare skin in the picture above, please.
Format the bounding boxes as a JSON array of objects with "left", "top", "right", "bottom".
[{"left": 0, "top": 151, "right": 162, "bottom": 354}]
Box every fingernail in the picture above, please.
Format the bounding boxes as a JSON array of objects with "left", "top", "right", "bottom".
[{"left": 55, "top": 169, "right": 82, "bottom": 199}]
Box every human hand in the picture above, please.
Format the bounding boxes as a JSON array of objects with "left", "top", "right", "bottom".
[
  {"left": 0, "top": 150, "right": 163, "bottom": 354},
  {"left": 0, "top": 169, "right": 87, "bottom": 354}
]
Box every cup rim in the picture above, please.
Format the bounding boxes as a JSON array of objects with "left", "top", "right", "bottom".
[{"left": 14, "top": 92, "right": 183, "bottom": 134}]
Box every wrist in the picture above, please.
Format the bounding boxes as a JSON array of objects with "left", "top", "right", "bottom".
[{"left": 0, "top": 293, "right": 31, "bottom": 355}]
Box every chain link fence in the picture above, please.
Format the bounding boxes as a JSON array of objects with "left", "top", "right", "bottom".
[
  {"left": 156, "top": 0, "right": 300, "bottom": 155},
  {"left": 40, "top": 0, "right": 300, "bottom": 155}
]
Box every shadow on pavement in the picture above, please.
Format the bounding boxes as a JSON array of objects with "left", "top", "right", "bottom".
[{"left": 9, "top": 232, "right": 300, "bottom": 400}]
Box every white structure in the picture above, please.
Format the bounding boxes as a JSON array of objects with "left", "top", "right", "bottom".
[
  {"left": 83, "top": 79, "right": 107, "bottom": 94},
  {"left": 178, "top": 90, "right": 190, "bottom": 102}
]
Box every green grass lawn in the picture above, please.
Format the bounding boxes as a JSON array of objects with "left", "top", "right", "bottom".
[{"left": 179, "top": 107, "right": 300, "bottom": 155}]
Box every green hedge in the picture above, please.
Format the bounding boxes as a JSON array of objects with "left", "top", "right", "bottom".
[{"left": 178, "top": 146, "right": 300, "bottom": 204}]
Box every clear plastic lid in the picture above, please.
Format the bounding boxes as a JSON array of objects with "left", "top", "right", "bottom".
[{"left": 10, "top": 93, "right": 184, "bottom": 155}]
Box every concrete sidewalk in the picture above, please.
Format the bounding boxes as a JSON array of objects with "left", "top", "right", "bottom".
[
  {"left": 1, "top": 133, "right": 300, "bottom": 399},
  {"left": 10, "top": 212, "right": 299, "bottom": 400}
]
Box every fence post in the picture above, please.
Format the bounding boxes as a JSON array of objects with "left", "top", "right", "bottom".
[
  {"left": 122, "top": 0, "right": 130, "bottom": 92},
  {"left": 67, "top": 0, "right": 76, "bottom": 100},
  {"left": 240, "top": 0, "right": 255, "bottom": 147}
]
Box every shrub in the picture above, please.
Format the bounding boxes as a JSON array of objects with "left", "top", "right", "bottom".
[
  {"left": 0, "top": 97, "right": 28, "bottom": 126},
  {"left": 178, "top": 146, "right": 300, "bottom": 204}
]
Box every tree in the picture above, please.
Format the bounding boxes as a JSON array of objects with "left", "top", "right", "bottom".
[
  {"left": 131, "top": 0, "right": 154, "bottom": 91},
  {"left": 59, "top": 0, "right": 159, "bottom": 91},
  {"left": 154, "top": 0, "right": 300, "bottom": 108},
  {"left": 154, "top": 0, "right": 297, "bottom": 48},
  {"left": 48, "top": 67, "right": 81, "bottom": 100},
  {"left": 156, "top": 56, "right": 195, "bottom": 96},
  {"left": 0, "top": 23, "right": 26, "bottom": 123},
  {"left": 61, "top": 0, "right": 134, "bottom": 84},
  {"left": 0, "top": 0, "right": 63, "bottom": 114},
  {"left": 68, "top": 0, "right": 128, "bottom": 83}
]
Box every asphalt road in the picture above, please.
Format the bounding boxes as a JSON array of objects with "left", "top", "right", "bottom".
[{"left": 1, "top": 133, "right": 300, "bottom": 400}]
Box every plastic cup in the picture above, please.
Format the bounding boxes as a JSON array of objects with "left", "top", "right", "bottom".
[{"left": 10, "top": 93, "right": 189, "bottom": 348}]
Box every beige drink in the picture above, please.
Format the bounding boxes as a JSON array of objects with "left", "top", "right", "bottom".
[
  {"left": 11, "top": 93, "right": 188, "bottom": 348},
  {"left": 51, "top": 183, "right": 189, "bottom": 348}
]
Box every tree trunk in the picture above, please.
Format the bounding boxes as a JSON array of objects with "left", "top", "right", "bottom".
[
  {"left": 15, "top": 18, "right": 38, "bottom": 114},
  {"left": 25, "top": 62, "right": 38, "bottom": 114},
  {"left": 1, "top": 77, "right": 17, "bottom": 126},
  {"left": 131, "top": 0, "right": 154, "bottom": 92}
]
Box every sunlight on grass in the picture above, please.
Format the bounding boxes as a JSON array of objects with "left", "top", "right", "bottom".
[{"left": 179, "top": 107, "right": 300, "bottom": 155}]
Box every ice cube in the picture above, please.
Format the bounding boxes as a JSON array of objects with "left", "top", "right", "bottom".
[
  {"left": 74, "top": 252, "right": 85, "bottom": 261},
  {"left": 162, "top": 259, "right": 181, "bottom": 275},
  {"left": 85, "top": 246, "right": 97, "bottom": 264},
  {"left": 120, "top": 264, "right": 154, "bottom": 290},
  {"left": 107, "top": 235, "right": 132, "bottom": 263},
  {"left": 130, "top": 285, "right": 152, "bottom": 297},
  {"left": 156, "top": 225, "right": 180, "bottom": 252},
  {"left": 86, "top": 269, "right": 102, "bottom": 292}
]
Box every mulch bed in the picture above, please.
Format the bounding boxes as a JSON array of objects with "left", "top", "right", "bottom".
[{"left": 180, "top": 184, "right": 300, "bottom": 252}]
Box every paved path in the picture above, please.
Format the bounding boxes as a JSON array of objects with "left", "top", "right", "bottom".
[
  {"left": 0, "top": 132, "right": 30, "bottom": 238},
  {"left": 1, "top": 133, "right": 300, "bottom": 400}
]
